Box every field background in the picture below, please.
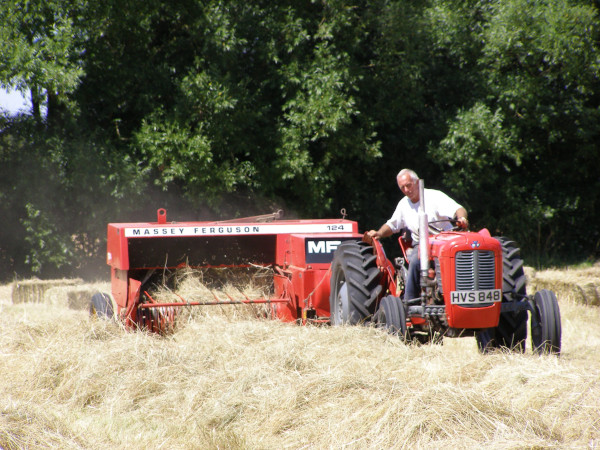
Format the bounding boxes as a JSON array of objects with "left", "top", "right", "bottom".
[{"left": 1, "top": 265, "right": 599, "bottom": 449}]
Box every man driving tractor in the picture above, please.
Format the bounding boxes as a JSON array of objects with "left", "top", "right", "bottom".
[{"left": 367, "top": 168, "right": 468, "bottom": 302}]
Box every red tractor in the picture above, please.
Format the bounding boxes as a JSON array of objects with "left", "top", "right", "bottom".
[{"left": 328, "top": 181, "right": 562, "bottom": 354}]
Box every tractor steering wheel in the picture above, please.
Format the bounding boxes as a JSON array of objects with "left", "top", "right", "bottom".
[{"left": 428, "top": 218, "right": 467, "bottom": 234}]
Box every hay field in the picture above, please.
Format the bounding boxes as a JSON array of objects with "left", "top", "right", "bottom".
[{"left": 1, "top": 267, "right": 599, "bottom": 449}]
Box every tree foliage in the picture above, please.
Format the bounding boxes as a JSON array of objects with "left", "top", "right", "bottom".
[
  {"left": 0, "top": 0, "right": 87, "bottom": 121},
  {"left": 430, "top": 0, "right": 600, "bottom": 261},
  {"left": 0, "top": 0, "right": 599, "bottom": 279}
]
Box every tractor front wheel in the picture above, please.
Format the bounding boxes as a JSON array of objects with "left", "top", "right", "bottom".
[
  {"left": 531, "top": 289, "right": 561, "bottom": 355},
  {"left": 374, "top": 295, "right": 407, "bottom": 340},
  {"left": 476, "top": 237, "right": 528, "bottom": 353},
  {"left": 329, "top": 240, "right": 382, "bottom": 325}
]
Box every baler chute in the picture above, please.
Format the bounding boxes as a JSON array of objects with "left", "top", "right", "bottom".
[{"left": 102, "top": 208, "right": 361, "bottom": 332}]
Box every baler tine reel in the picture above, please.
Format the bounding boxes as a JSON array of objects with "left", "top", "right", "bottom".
[{"left": 138, "top": 290, "right": 290, "bottom": 308}]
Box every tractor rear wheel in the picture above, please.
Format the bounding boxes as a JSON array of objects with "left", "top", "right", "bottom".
[
  {"left": 89, "top": 292, "right": 114, "bottom": 319},
  {"left": 374, "top": 295, "right": 407, "bottom": 340},
  {"left": 531, "top": 289, "right": 561, "bottom": 355},
  {"left": 329, "top": 240, "right": 382, "bottom": 325},
  {"left": 476, "top": 237, "right": 528, "bottom": 352}
]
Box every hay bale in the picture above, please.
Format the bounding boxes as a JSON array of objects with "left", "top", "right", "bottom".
[
  {"left": 12, "top": 279, "right": 83, "bottom": 304},
  {"left": 523, "top": 266, "right": 536, "bottom": 281},
  {"left": 67, "top": 287, "right": 100, "bottom": 310},
  {"left": 43, "top": 282, "right": 112, "bottom": 310},
  {"left": 41, "top": 286, "right": 101, "bottom": 310},
  {"left": 43, "top": 286, "right": 71, "bottom": 308},
  {"left": 526, "top": 266, "right": 600, "bottom": 306}
]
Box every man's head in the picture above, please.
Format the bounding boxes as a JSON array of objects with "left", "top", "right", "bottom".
[{"left": 396, "top": 168, "right": 420, "bottom": 203}]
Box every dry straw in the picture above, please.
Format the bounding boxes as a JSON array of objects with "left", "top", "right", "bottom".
[
  {"left": 1, "top": 266, "right": 599, "bottom": 448},
  {"left": 148, "top": 266, "right": 274, "bottom": 324}
]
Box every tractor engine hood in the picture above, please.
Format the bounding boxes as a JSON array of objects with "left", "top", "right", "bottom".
[{"left": 428, "top": 228, "right": 502, "bottom": 260}]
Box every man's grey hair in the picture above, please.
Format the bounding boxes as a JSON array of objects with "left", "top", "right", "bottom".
[{"left": 397, "top": 168, "right": 419, "bottom": 181}]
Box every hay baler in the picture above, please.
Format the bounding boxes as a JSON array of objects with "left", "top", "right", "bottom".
[{"left": 95, "top": 208, "right": 360, "bottom": 332}]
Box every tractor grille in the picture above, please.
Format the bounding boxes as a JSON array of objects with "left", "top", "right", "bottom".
[{"left": 455, "top": 251, "right": 496, "bottom": 290}]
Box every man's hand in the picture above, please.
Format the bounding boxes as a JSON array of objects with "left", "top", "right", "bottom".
[
  {"left": 364, "top": 224, "right": 393, "bottom": 244},
  {"left": 456, "top": 217, "right": 469, "bottom": 229},
  {"left": 454, "top": 207, "right": 468, "bottom": 230},
  {"left": 366, "top": 229, "right": 380, "bottom": 240},
  {"left": 363, "top": 230, "right": 379, "bottom": 245}
]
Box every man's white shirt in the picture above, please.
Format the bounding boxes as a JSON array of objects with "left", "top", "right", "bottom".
[{"left": 385, "top": 188, "right": 462, "bottom": 243}]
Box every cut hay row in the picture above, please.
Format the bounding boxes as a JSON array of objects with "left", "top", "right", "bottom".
[
  {"left": 12, "top": 265, "right": 600, "bottom": 319},
  {"left": 0, "top": 287, "right": 599, "bottom": 448},
  {"left": 2, "top": 266, "right": 599, "bottom": 447},
  {"left": 9, "top": 268, "right": 272, "bottom": 321}
]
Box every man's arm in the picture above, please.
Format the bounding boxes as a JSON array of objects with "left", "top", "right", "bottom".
[{"left": 366, "top": 224, "right": 394, "bottom": 240}]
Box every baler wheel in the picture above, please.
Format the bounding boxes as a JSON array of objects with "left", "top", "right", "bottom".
[
  {"left": 89, "top": 292, "right": 114, "bottom": 319},
  {"left": 476, "top": 237, "right": 528, "bottom": 353},
  {"left": 329, "top": 240, "right": 382, "bottom": 325},
  {"left": 531, "top": 289, "right": 561, "bottom": 355},
  {"left": 374, "top": 295, "right": 407, "bottom": 340}
]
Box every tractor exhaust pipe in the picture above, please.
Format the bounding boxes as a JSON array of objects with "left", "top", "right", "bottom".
[{"left": 418, "top": 179, "right": 429, "bottom": 296}]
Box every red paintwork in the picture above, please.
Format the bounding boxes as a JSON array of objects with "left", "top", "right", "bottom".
[
  {"left": 105, "top": 209, "right": 360, "bottom": 329},
  {"left": 428, "top": 229, "right": 503, "bottom": 329},
  {"left": 371, "top": 238, "right": 398, "bottom": 297},
  {"left": 375, "top": 228, "right": 503, "bottom": 331}
]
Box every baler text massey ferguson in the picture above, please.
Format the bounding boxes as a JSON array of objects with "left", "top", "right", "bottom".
[{"left": 93, "top": 181, "right": 561, "bottom": 354}]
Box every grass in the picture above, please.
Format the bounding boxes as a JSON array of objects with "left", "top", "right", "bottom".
[{"left": 0, "top": 266, "right": 599, "bottom": 449}]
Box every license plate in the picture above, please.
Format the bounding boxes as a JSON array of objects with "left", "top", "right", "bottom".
[{"left": 450, "top": 289, "right": 502, "bottom": 305}]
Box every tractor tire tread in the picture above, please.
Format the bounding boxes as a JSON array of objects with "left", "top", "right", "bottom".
[{"left": 329, "top": 240, "right": 382, "bottom": 325}]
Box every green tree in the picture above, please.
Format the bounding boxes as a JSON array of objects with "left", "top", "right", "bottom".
[
  {"left": 430, "top": 0, "right": 600, "bottom": 261},
  {"left": 0, "top": 0, "right": 86, "bottom": 122},
  {"left": 129, "top": 1, "right": 382, "bottom": 217},
  {"left": 1, "top": 0, "right": 599, "bottom": 279},
  {"left": 0, "top": 0, "right": 151, "bottom": 278}
]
